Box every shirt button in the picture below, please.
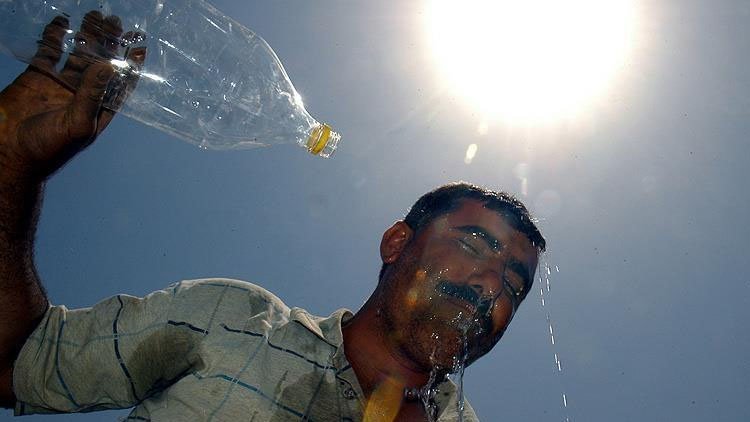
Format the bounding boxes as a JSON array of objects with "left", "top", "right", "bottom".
[{"left": 343, "top": 387, "right": 357, "bottom": 400}]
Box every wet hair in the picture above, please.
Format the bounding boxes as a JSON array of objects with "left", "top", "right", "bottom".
[{"left": 379, "top": 182, "right": 546, "bottom": 281}]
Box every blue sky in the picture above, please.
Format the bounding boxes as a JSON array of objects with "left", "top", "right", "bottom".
[{"left": 1, "top": 0, "right": 749, "bottom": 421}]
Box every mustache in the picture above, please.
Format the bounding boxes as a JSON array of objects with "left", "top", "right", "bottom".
[{"left": 437, "top": 281, "right": 494, "bottom": 317}]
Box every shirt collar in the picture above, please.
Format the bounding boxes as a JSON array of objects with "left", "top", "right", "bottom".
[{"left": 289, "top": 307, "right": 354, "bottom": 348}]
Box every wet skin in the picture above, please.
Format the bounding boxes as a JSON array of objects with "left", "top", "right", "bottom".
[{"left": 377, "top": 199, "right": 540, "bottom": 373}]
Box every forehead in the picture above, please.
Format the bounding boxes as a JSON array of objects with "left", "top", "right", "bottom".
[{"left": 426, "top": 199, "right": 539, "bottom": 263}]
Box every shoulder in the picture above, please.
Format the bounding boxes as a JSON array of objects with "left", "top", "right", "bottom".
[
  {"left": 164, "top": 278, "right": 291, "bottom": 325},
  {"left": 171, "top": 278, "right": 287, "bottom": 306}
]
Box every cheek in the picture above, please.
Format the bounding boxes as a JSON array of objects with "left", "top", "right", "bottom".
[
  {"left": 403, "top": 269, "right": 435, "bottom": 308},
  {"left": 489, "top": 301, "right": 514, "bottom": 334},
  {"left": 423, "top": 249, "right": 478, "bottom": 280}
]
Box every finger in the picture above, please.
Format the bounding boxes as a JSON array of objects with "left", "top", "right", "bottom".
[
  {"left": 78, "top": 10, "right": 107, "bottom": 56},
  {"left": 30, "top": 15, "right": 70, "bottom": 72},
  {"left": 127, "top": 48, "right": 147, "bottom": 70},
  {"left": 79, "top": 10, "right": 104, "bottom": 41},
  {"left": 66, "top": 62, "right": 115, "bottom": 142},
  {"left": 123, "top": 31, "right": 147, "bottom": 69},
  {"left": 58, "top": 32, "right": 94, "bottom": 88},
  {"left": 101, "top": 15, "right": 124, "bottom": 57},
  {"left": 79, "top": 12, "right": 122, "bottom": 58},
  {"left": 123, "top": 31, "right": 147, "bottom": 88},
  {"left": 60, "top": 11, "right": 105, "bottom": 87},
  {"left": 101, "top": 31, "right": 146, "bottom": 112}
]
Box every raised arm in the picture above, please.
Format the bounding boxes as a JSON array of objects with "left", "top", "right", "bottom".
[{"left": 0, "top": 13, "right": 143, "bottom": 407}]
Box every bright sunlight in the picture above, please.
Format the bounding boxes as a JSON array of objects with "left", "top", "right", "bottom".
[{"left": 424, "top": 0, "right": 637, "bottom": 123}]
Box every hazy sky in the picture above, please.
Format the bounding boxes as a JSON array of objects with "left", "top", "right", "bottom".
[{"left": 1, "top": 0, "right": 749, "bottom": 421}]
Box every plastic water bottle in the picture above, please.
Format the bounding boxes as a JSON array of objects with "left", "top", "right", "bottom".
[{"left": 0, "top": 0, "right": 340, "bottom": 158}]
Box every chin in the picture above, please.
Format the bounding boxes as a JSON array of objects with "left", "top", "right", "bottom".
[
  {"left": 418, "top": 327, "right": 479, "bottom": 371},
  {"left": 403, "top": 309, "right": 496, "bottom": 372},
  {"left": 443, "top": 326, "right": 500, "bottom": 371}
]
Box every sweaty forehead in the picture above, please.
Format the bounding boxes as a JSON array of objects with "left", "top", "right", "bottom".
[
  {"left": 436, "top": 200, "right": 514, "bottom": 231},
  {"left": 434, "top": 201, "right": 538, "bottom": 254}
]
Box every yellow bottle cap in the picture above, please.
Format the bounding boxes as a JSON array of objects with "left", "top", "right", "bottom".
[{"left": 306, "top": 123, "right": 340, "bottom": 158}]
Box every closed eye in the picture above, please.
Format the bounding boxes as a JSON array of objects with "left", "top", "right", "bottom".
[
  {"left": 503, "top": 276, "right": 526, "bottom": 305},
  {"left": 457, "top": 238, "right": 480, "bottom": 255},
  {"left": 503, "top": 278, "right": 522, "bottom": 308}
]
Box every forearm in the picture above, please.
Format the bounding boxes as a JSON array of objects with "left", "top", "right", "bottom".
[
  {"left": 0, "top": 167, "right": 49, "bottom": 406},
  {"left": 0, "top": 13, "right": 132, "bottom": 406}
]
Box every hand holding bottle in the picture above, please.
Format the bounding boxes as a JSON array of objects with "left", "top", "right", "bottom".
[
  {"left": 0, "top": 0, "right": 340, "bottom": 157},
  {"left": 0, "top": 12, "right": 145, "bottom": 181}
]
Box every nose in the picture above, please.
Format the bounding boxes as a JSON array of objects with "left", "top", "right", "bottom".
[{"left": 468, "top": 268, "right": 503, "bottom": 299}]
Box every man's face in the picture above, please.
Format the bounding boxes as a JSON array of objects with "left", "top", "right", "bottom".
[{"left": 378, "top": 199, "right": 539, "bottom": 373}]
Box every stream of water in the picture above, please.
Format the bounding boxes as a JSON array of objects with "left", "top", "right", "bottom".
[{"left": 540, "top": 261, "right": 571, "bottom": 422}]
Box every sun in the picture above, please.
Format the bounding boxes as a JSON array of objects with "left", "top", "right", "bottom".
[{"left": 424, "top": 0, "right": 637, "bottom": 123}]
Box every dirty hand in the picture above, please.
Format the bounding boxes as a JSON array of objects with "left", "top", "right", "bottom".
[{"left": 0, "top": 11, "right": 145, "bottom": 181}]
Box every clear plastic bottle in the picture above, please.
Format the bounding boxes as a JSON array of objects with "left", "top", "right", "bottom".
[{"left": 0, "top": 0, "right": 340, "bottom": 157}]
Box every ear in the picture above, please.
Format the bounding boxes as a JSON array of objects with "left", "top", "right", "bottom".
[{"left": 380, "top": 221, "right": 414, "bottom": 264}]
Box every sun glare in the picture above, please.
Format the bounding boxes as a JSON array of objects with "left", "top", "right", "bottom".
[{"left": 424, "top": 0, "right": 637, "bottom": 123}]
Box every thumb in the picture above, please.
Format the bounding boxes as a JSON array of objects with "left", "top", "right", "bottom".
[{"left": 67, "top": 62, "right": 114, "bottom": 141}]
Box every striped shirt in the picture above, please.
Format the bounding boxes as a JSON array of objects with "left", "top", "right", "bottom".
[{"left": 13, "top": 278, "right": 479, "bottom": 421}]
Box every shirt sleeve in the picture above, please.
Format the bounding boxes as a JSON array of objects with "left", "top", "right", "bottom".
[{"left": 12, "top": 278, "right": 244, "bottom": 415}]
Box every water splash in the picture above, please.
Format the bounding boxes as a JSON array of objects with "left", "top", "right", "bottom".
[
  {"left": 418, "top": 311, "right": 479, "bottom": 421},
  {"left": 419, "top": 363, "right": 440, "bottom": 422},
  {"left": 448, "top": 307, "right": 485, "bottom": 422}
]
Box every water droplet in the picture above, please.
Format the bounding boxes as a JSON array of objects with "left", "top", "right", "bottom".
[{"left": 538, "top": 258, "right": 572, "bottom": 420}]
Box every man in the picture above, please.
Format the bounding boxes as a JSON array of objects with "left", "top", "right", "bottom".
[{"left": 0, "top": 13, "right": 545, "bottom": 421}]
